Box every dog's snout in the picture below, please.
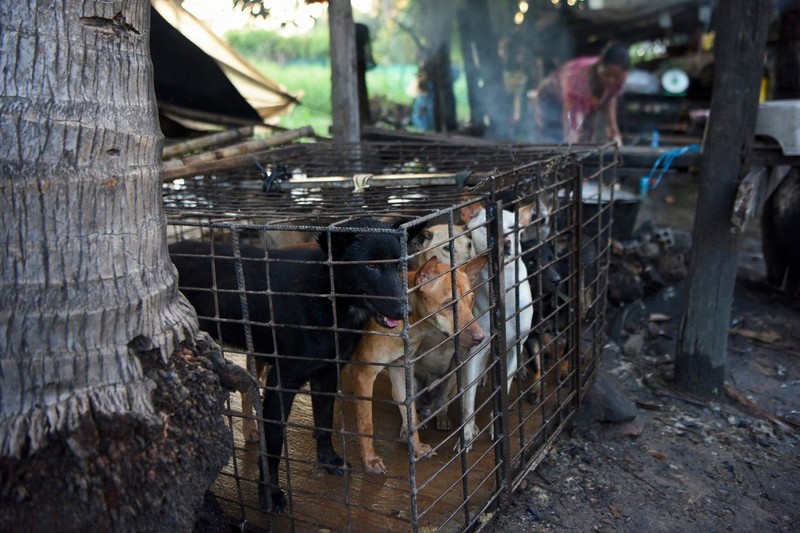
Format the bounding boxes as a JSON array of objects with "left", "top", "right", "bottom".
[{"left": 461, "top": 327, "right": 484, "bottom": 348}]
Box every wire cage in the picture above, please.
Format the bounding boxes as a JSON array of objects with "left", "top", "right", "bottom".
[{"left": 162, "top": 142, "right": 618, "bottom": 532}]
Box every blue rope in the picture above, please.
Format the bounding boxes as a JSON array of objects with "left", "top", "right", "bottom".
[{"left": 641, "top": 144, "right": 701, "bottom": 192}]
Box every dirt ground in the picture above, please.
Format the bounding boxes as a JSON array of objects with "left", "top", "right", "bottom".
[{"left": 483, "top": 175, "right": 800, "bottom": 533}]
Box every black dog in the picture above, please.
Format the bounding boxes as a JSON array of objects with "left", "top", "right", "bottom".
[
  {"left": 520, "top": 238, "right": 563, "bottom": 402},
  {"left": 169, "top": 218, "right": 421, "bottom": 513}
]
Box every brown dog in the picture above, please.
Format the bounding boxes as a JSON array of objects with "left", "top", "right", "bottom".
[{"left": 348, "top": 255, "right": 488, "bottom": 474}]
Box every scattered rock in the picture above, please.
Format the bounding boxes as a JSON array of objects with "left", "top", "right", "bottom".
[
  {"left": 644, "top": 321, "right": 663, "bottom": 339},
  {"left": 601, "top": 415, "right": 646, "bottom": 439},
  {"left": 578, "top": 372, "right": 638, "bottom": 424},
  {"left": 658, "top": 251, "right": 688, "bottom": 281},
  {"left": 608, "top": 263, "right": 644, "bottom": 305},
  {"left": 623, "top": 334, "right": 645, "bottom": 357}
]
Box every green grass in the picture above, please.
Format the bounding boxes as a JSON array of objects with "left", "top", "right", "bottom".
[
  {"left": 250, "top": 60, "right": 333, "bottom": 135},
  {"left": 250, "top": 59, "right": 469, "bottom": 136}
]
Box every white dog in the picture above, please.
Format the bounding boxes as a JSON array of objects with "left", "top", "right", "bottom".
[
  {"left": 457, "top": 200, "right": 534, "bottom": 448},
  {"left": 414, "top": 223, "right": 473, "bottom": 267}
]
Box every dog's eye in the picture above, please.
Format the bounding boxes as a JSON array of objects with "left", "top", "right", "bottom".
[
  {"left": 367, "top": 263, "right": 378, "bottom": 269},
  {"left": 443, "top": 244, "right": 451, "bottom": 252}
]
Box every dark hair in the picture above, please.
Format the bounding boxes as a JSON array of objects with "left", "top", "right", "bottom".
[{"left": 600, "top": 42, "right": 630, "bottom": 70}]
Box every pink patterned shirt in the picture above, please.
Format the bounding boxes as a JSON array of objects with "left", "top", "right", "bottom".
[{"left": 537, "top": 56, "right": 627, "bottom": 139}]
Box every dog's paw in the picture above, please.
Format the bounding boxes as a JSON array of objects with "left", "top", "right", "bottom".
[
  {"left": 318, "top": 451, "right": 350, "bottom": 476},
  {"left": 453, "top": 422, "right": 478, "bottom": 453},
  {"left": 526, "top": 389, "right": 540, "bottom": 405},
  {"left": 259, "top": 483, "right": 286, "bottom": 514},
  {"left": 364, "top": 456, "right": 387, "bottom": 475},
  {"left": 399, "top": 426, "right": 409, "bottom": 441},
  {"left": 435, "top": 414, "right": 452, "bottom": 432},
  {"left": 241, "top": 420, "right": 259, "bottom": 443},
  {"left": 453, "top": 439, "right": 474, "bottom": 454},
  {"left": 516, "top": 366, "right": 530, "bottom": 382},
  {"left": 414, "top": 442, "right": 435, "bottom": 459}
]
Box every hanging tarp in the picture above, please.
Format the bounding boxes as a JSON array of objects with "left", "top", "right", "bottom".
[{"left": 151, "top": 0, "right": 299, "bottom": 128}]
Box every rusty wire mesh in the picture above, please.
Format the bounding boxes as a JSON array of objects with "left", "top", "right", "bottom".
[{"left": 163, "top": 142, "right": 618, "bottom": 532}]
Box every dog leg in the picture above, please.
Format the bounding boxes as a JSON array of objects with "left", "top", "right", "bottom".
[
  {"left": 456, "top": 345, "right": 489, "bottom": 452},
  {"left": 351, "top": 362, "right": 388, "bottom": 474},
  {"left": 259, "top": 368, "right": 298, "bottom": 514},
  {"left": 434, "top": 378, "right": 455, "bottom": 431},
  {"left": 488, "top": 344, "right": 521, "bottom": 442},
  {"left": 241, "top": 389, "right": 260, "bottom": 443},
  {"left": 524, "top": 336, "right": 543, "bottom": 405},
  {"left": 387, "top": 365, "right": 433, "bottom": 460},
  {"left": 310, "top": 366, "right": 349, "bottom": 475},
  {"left": 241, "top": 358, "right": 266, "bottom": 443}
]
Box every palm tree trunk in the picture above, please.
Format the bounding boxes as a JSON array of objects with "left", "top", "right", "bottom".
[{"left": 0, "top": 1, "right": 230, "bottom": 530}]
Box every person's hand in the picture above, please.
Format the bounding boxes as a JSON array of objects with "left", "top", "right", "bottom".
[
  {"left": 566, "top": 130, "right": 580, "bottom": 145},
  {"left": 606, "top": 126, "right": 623, "bottom": 147}
]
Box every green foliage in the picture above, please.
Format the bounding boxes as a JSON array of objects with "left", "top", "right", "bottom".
[
  {"left": 367, "top": 64, "right": 417, "bottom": 104},
  {"left": 370, "top": 22, "right": 418, "bottom": 65},
  {"left": 225, "top": 25, "right": 330, "bottom": 64},
  {"left": 248, "top": 59, "right": 332, "bottom": 134},
  {"left": 230, "top": 24, "right": 470, "bottom": 134}
]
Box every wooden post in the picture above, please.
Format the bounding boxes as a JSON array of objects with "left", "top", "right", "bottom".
[
  {"left": 458, "top": 0, "right": 513, "bottom": 139},
  {"left": 775, "top": 0, "right": 800, "bottom": 99},
  {"left": 328, "top": 0, "right": 360, "bottom": 143},
  {"left": 674, "top": 0, "right": 772, "bottom": 397}
]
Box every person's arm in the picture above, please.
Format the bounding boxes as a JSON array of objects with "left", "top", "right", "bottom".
[
  {"left": 562, "top": 87, "right": 585, "bottom": 144},
  {"left": 603, "top": 95, "right": 622, "bottom": 147}
]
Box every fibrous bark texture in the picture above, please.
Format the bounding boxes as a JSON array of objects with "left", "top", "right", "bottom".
[{"left": 0, "top": 1, "right": 230, "bottom": 530}]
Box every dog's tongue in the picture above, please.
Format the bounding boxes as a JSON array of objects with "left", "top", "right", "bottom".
[{"left": 384, "top": 317, "right": 399, "bottom": 328}]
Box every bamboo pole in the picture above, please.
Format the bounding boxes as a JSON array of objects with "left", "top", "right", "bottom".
[
  {"left": 158, "top": 102, "right": 266, "bottom": 128},
  {"left": 162, "top": 126, "right": 315, "bottom": 181},
  {"left": 162, "top": 126, "right": 254, "bottom": 159}
]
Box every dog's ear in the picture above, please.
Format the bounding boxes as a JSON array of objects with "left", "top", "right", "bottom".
[
  {"left": 459, "top": 253, "right": 489, "bottom": 283},
  {"left": 460, "top": 201, "right": 483, "bottom": 224},
  {"left": 391, "top": 220, "right": 426, "bottom": 247},
  {"left": 518, "top": 202, "right": 535, "bottom": 227},
  {"left": 315, "top": 231, "right": 332, "bottom": 256},
  {"left": 422, "top": 228, "right": 433, "bottom": 244},
  {"left": 414, "top": 256, "right": 440, "bottom": 287}
]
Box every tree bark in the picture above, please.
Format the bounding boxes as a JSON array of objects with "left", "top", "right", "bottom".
[
  {"left": 0, "top": 1, "right": 230, "bottom": 530},
  {"left": 674, "top": 0, "right": 772, "bottom": 397}
]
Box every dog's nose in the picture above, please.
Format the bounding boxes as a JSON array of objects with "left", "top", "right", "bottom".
[{"left": 471, "top": 330, "right": 485, "bottom": 345}]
